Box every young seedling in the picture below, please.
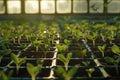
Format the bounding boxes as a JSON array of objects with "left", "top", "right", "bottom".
[
  {"left": 87, "top": 32, "right": 98, "bottom": 46},
  {"left": 32, "top": 40, "right": 42, "bottom": 52},
  {"left": 107, "top": 26, "right": 116, "bottom": 44},
  {"left": 73, "top": 49, "right": 87, "bottom": 58},
  {"left": 56, "top": 43, "right": 68, "bottom": 54},
  {"left": 104, "top": 57, "right": 120, "bottom": 75},
  {"left": 41, "top": 37, "right": 51, "bottom": 58},
  {"left": 55, "top": 65, "right": 78, "bottom": 80},
  {"left": 27, "top": 63, "right": 42, "bottom": 80},
  {"left": 58, "top": 53, "right": 72, "bottom": 71},
  {"left": 98, "top": 45, "right": 106, "bottom": 57},
  {"left": 112, "top": 45, "right": 120, "bottom": 56},
  {"left": 56, "top": 39, "right": 71, "bottom": 54},
  {"left": 0, "top": 70, "right": 13, "bottom": 80},
  {"left": 82, "top": 61, "right": 90, "bottom": 66},
  {"left": 85, "top": 68, "right": 95, "bottom": 78},
  {"left": 10, "top": 53, "right": 26, "bottom": 74}
]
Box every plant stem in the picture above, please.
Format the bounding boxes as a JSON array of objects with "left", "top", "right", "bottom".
[
  {"left": 65, "top": 64, "right": 68, "bottom": 71},
  {"left": 32, "top": 76, "right": 36, "bottom": 80},
  {"left": 88, "top": 73, "right": 92, "bottom": 78},
  {"left": 102, "top": 52, "right": 104, "bottom": 57},
  {"left": 36, "top": 46, "right": 38, "bottom": 52},
  {"left": 65, "top": 77, "right": 70, "bottom": 80},
  {"left": 93, "top": 40, "right": 95, "bottom": 46},
  {"left": 16, "top": 65, "right": 19, "bottom": 75}
]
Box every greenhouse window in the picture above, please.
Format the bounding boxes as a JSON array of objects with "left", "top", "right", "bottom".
[
  {"left": 73, "top": 0, "right": 87, "bottom": 13},
  {"left": 57, "top": 0, "right": 71, "bottom": 13},
  {"left": 107, "top": 0, "right": 120, "bottom": 13},
  {"left": 25, "top": 0, "right": 39, "bottom": 14},
  {"left": 41, "top": 0, "right": 55, "bottom": 14},
  {"left": 7, "top": 0, "right": 21, "bottom": 14},
  {"left": 0, "top": 0, "right": 5, "bottom": 14},
  {"left": 0, "top": 0, "right": 120, "bottom": 14},
  {"left": 89, "top": 0, "right": 104, "bottom": 13}
]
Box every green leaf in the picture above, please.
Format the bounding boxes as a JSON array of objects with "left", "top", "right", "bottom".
[
  {"left": 11, "top": 53, "right": 18, "bottom": 64},
  {"left": 18, "top": 57, "right": 26, "bottom": 66},
  {"left": 66, "top": 53, "right": 72, "bottom": 62},
  {"left": 64, "top": 39, "right": 71, "bottom": 45},
  {"left": 86, "top": 68, "right": 95, "bottom": 74},
  {"left": 112, "top": 45, "right": 120, "bottom": 55},
  {"left": 58, "top": 54, "right": 66, "bottom": 63},
  {"left": 55, "top": 66, "right": 67, "bottom": 78},
  {"left": 104, "top": 57, "right": 115, "bottom": 64},
  {"left": 116, "top": 57, "right": 120, "bottom": 64},
  {"left": 27, "top": 63, "right": 41, "bottom": 77},
  {"left": 0, "top": 49, "right": 11, "bottom": 56},
  {"left": 58, "top": 53, "right": 72, "bottom": 65},
  {"left": 68, "top": 66, "right": 78, "bottom": 77},
  {"left": 98, "top": 45, "right": 106, "bottom": 52},
  {"left": 57, "top": 44, "right": 68, "bottom": 53},
  {"left": 81, "top": 49, "right": 87, "bottom": 57},
  {"left": 0, "top": 71, "right": 9, "bottom": 80}
]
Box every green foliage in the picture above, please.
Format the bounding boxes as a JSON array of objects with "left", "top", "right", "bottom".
[
  {"left": 32, "top": 40, "right": 42, "bottom": 52},
  {"left": 73, "top": 49, "right": 87, "bottom": 58},
  {"left": 0, "top": 70, "right": 13, "bottom": 80},
  {"left": 112, "top": 45, "right": 120, "bottom": 56},
  {"left": 11, "top": 53, "right": 26, "bottom": 74},
  {"left": 57, "top": 44, "right": 68, "bottom": 53},
  {"left": 58, "top": 53, "right": 72, "bottom": 71},
  {"left": 104, "top": 57, "right": 120, "bottom": 75},
  {"left": 82, "top": 61, "right": 90, "bottom": 66},
  {"left": 27, "top": 63, "right": 42, "bottom": 80},
  {"left": 87, "top": 32, "right": 98, "bottom": 46},
  {"left": 98, "top": 45, "right": 106, "bottom": 57},
  {"left": 55, "top": 66, "right": 78, "bottom": 80},
  {"left": 85, "top": 68, "right": 95, "bottom": 78},
  {"left": 64, "top": 39, "right": 71, "bottom": 45}
]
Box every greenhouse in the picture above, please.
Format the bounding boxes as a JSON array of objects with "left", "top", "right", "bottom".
[{"left": 0, "top": 0, "right": 120, "bottom": 80}]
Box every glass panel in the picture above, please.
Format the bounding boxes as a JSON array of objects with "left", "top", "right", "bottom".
[
  {"left": 90, "top": 0, "right": 103, "bottom": 13},
  {"left": 0, "top": 0, "right": 5, "bottom": 14},
  {"left": 57, "top": 0, "right": 71, "bottom": 13},
  {"left": 41, "top": 0, "right": 55, "bottom": 14},
  {"left": 25, "top": 0, "right": 39, "bottom": 13},
  {"left": 108, "top": 0, "right": 120, "bottom": 13},
  {"left": 7, "top": 0, "right": 21, "bottom": 14},
  {"left": 73, "top": 0, "right": 87, "bottom": 13}
]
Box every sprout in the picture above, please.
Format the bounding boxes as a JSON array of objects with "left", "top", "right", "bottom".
[
  {"left": 58, "top": 53, "right": 72, "bottom": 71},
  {"left": 27, "top": 63, "right": 42, "bottom": 80},
  {"left": 55, "top": 65, "right": 78, "bottom": 80},
  {"left": 98, "top": 45, "right": 106, "bottom": 57},
  {"left": 104, "top": 57, "right": 120, "bottom": 75},
  {"left": 11, "top": 53, "right": 26, "bottom": 74},
  {"left": 112, "top": 45, "right": 120, "bottom": 56},
  {"left": 0, "top": 70, "right": 13, "bottom": 80},
  {"left": 85, "top": 68, "right": 95, "bottom": 78}
]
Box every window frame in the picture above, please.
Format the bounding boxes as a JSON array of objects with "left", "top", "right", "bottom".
[{"left": 0, "top": 0, "right": 119, "bottom": 15}]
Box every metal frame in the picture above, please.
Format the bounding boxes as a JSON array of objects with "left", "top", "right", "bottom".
[{"left": 0, "top": 0, "right": 119, "bottom": 21}]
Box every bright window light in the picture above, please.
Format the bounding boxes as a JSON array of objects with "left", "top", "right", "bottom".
[
  {"left": 73, "top": 0, "right": 87, "bottom": 13},
  {"left": 7, "top": 0, "right": 21, "bottom": 14},
  {"left": 41, "top": 0, "right": 55, "bottom": 14},
  {"left": 0, "top": 0, "right": 5, "bottom": 14},
  {"left": 25, "top": 0, "right": 39, "bottom": 14},
  {"left": 108, "top": 0, "right": 120, "bottom": 13},
  {"left": 57, "top": 0, "right": 71, "bottom": 13},
  {"left": 90, "top": 0, "right": 103, "bottom": 13}
]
